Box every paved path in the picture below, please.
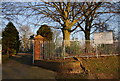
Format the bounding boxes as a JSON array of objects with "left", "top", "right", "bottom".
[{"left": 2, "top": 53, "right": 56, "bottom": 80}]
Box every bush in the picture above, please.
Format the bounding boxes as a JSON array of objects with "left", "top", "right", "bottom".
[
  {"left": 10, "top": 49, "right": 16, "bottom": 55},
  {"left": 65, "top": 41, "right": 82, "bottom": 55},
  {"left": 97, "top": 44, "right": 117, "bottom": 54},
  {"left": 2, "top": 22, "right": 20, "bottom": 55},
  {"left": 37, "top": 25, "right": 53, "bottom": 41}
]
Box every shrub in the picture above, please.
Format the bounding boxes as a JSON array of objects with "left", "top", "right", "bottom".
[
  {"left": 37, "top": 25, "right": 53, "bottom": 41},
  {"left": 2, "top": 22, "right": 20, "bottom": 55},
  {"left": 97, "top": 44, "right": 117, "bottom": 54},
  {"left": 65, "top": 41, "right": 82, "bottom": 55}
]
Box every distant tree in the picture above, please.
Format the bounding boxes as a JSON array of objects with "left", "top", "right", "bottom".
[
  {"left": 19, "top": 25, "right": 33, "bottom": 52},
  {"left": 52, "top": 30, "right": 61, "bottom": 42},
  {"left": 29, "top": 34, "right": 34, "bottom": 40},
  {"left": 27, "top": 34, "right": 34, "bottom": 53},
  {"left": 37, "top": 25, "right": 53, "bottom": 41},
  {"left": 2, "top": 22, "right": 20, "bottom": 55}
]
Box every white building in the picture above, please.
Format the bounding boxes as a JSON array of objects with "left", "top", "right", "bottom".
[{"left": 94, "top": 32, "right": 113, "bottom": 44}]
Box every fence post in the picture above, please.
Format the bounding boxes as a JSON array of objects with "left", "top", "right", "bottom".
[
  {"left": 34, "top": 35, "right": 44, "bottom": 60},
  {"left": 95, "top": 44, "right": 99, "bottom": 58}
]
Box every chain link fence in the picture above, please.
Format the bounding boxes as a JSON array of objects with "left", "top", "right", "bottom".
[{"left": 39, "top": 40, "right": 119, "bottom": 60}]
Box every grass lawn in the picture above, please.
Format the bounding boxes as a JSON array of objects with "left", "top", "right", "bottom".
[{"left": 55, "top": 56, "right": 120, "bottom": 79}]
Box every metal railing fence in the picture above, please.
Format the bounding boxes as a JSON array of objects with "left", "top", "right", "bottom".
[{"left": 39, "top": 40, "right": 119, "bottom": 60}]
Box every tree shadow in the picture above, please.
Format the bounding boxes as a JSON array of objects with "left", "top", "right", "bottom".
[{"left": 10, "top": 54, "right": 33, "bottom": 66}]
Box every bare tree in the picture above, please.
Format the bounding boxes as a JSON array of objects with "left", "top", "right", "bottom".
[
  {"left": 2, "top": 2, "right": 99, "bottom": 45},
  {"left": 52, "top": 29, "right": 62, "bottom": 43},
  {"left": 70, "top": 2, "right": 119, "bottom": 52},
  {"left": 19, "top": 25, "right": 33, "bottom": 52},
  {"left": 74, "top": 2, "right": 117, "bottom": 40},
  {"left": 2, "top": 2, "right": 119, "bottom": 45}
]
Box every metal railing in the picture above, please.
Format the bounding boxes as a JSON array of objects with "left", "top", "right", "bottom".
[{"left": 39, "top": 40, "right": 119, "bottom": 60}]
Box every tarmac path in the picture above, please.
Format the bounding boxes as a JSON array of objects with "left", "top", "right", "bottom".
[{"left": 2, "top": 53, "right": 56, "bottom": 80}]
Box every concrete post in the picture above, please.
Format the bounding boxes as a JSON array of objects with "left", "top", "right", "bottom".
[{"left": 34, "top": 35, "right": 44, "bottom": 60}]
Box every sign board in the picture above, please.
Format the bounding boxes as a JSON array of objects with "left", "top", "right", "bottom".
[{"left": 94, "top": 32, "right": 113, "bottom": 44}]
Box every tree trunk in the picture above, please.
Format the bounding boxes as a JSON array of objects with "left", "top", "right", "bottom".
[
  {"left": 62, "top": 30, "right": 71, "bottom": 46},
  {"left": 85, "top": 30, "right": 90, "bottom": 53}
]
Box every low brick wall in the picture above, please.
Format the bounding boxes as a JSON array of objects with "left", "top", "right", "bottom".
[{"left": 34, "top": 60, "right": 83, "bottom": 73}]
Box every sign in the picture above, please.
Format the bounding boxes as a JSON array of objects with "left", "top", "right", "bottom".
[{"left": 94, "top": 32, "right": 113, "bottom": 44}]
